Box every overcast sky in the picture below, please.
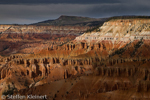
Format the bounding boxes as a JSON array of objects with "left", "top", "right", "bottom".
[{"left": 0, "top": 0, "right": 150, "bottom": 24}]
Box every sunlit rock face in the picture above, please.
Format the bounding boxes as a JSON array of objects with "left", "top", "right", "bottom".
[{"left": 76, "top": 19, "right": 150, "bottom": 42}]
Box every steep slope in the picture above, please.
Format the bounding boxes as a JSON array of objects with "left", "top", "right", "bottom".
[{"left": 76, "top": 18, "right": 150, "bottom": 42}]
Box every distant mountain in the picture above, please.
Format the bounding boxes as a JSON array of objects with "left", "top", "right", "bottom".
[{"left": 32, "top": 15, "right": 107, "bottom": 26}]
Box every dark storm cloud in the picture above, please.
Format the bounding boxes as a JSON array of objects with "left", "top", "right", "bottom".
[
  {"left": 0, "top": 0, "right": 120, "bottom": 4},
  {"left": 0, "top": 0, "right": 150, "bottom": 24},
  {"left": 87, "top": 1, "right": 150, "bottom": 17}
]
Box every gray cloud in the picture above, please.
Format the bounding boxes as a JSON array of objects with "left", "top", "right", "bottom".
[
  {"left": 0, "top": 4, "right": 98, "bottom": 24},
  {"left": 0, "top": 0, "right": 120, "bottom": 4},
  {"left": 0, "top": 0, "right": 150, "bottom": 24}
]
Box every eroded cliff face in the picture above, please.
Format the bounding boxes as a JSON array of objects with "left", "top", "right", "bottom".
[
  {"left": 1, "top": 18, "right": 150, "bottom": 100},
  {"left": 76, "top": 19, "right": 150, "bottom": 42}
]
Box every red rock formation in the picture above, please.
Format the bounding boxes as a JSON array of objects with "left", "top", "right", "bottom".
[{"left": 1, "top": 18, "right": 150, "bottom": 100}]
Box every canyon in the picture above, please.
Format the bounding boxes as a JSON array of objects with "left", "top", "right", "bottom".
[
  {"left": 0, "top": 16, "right": 150, "bottom": 100},
  {"left": 0, "top": 16, "right": 105, "bottom": 57}
]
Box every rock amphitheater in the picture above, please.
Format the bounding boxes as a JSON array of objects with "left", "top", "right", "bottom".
[{"left": 0, "top": 18, "right": 150, "bottom": 100}]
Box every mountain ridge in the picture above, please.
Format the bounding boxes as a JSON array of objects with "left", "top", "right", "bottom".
[{"left": 32, "top": 15, "right": 107, "bottom": 26}]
